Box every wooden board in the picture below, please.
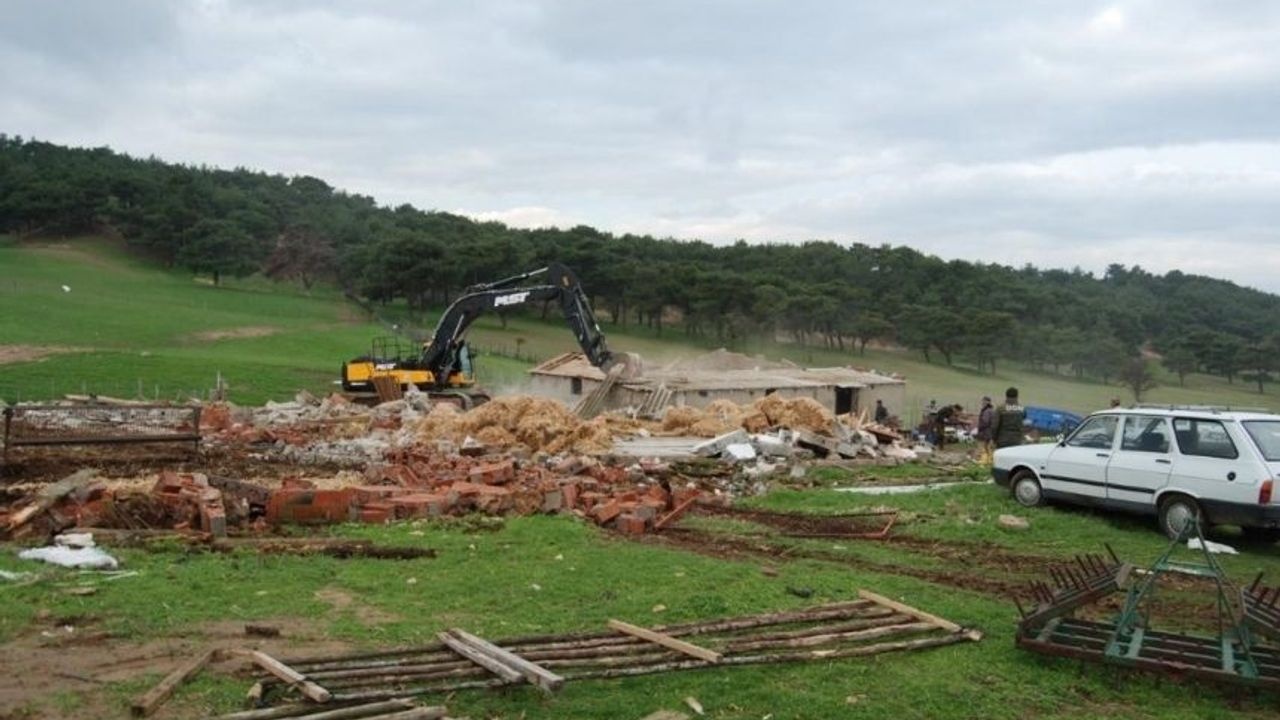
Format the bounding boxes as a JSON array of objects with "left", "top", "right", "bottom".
[
  {"left": 250, "top": 650, "right": 332, "bottom": 703},
  {"left": 130, "top": 648, "right": 216, "bottom": 717},
  {"left": 608, "top": 619, "right": 723, "bottom": 663},
  {"left": 438, "top": 632, "right": 523, "bottom": 683},
  {"left": 447, "top": 628, "right": 564, "bottom": 693},
  {"left": 857, "top": 590, "right": 962, "bottom": 633}
]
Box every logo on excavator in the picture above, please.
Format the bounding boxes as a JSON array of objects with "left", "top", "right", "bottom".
[{"left": 494, "top": 291, "right": 531, "bottom": 307}]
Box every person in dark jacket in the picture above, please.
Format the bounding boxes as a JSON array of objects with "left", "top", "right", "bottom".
[
  {"left": 991, "top": 387, "right": 1026, "bottom": 448},
  {"left": 933, "top": 403, "right": 962, "bottom": 447},
  {"left": 977, "top": 394, "right": 994, "bottom": 440},
  {"left": 874, "top": 399, "right": 890, "bottom": 424}
]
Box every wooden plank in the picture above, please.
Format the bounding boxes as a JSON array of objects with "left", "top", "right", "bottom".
[
  {"left": 7, "top": 468, "right": 97, "bottom": 531},
  {"left": 364, "top": 706, "right": 449, "bottom": 719},
  {"left": 857, "top": 590, "right": 962, "bottom": 633},
  {"left": 250, "top": 650, "right": 332, "bottom": 704},
  {"left": 446, "top": 628, "right": 564, "bottom": 693},
  {"left": 130, "top": 648, "right": 217, "bottom": 717},
  {"left": 210, "top": 699, "right": 414, "bottom": 720},
  {"left": 607, "top": 619, "right": 723, "bottom": 663},
  {"left": 437, "top": 632, "right": 523, "bottom": 683}
]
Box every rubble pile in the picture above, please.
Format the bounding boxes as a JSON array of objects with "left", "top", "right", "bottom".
[{"left": 1, "top": 389, "right": 931, "bottom": 540}]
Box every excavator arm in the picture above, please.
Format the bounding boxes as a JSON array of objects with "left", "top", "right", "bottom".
[{"left": 412, "top": 262, "right": 617, "bottom": 389}]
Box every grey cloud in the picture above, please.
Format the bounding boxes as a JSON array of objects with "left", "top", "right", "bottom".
[{"left": 3, "top": 1, "right": 1280, "bottom": 291}]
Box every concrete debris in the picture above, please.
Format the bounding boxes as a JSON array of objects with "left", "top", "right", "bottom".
[{"left": 2, "top": 391, "right": 945, "bottom": 540}]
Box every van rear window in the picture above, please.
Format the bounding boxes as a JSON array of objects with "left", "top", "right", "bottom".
[{"left": 1243, "top": 421, "right": 1280, "bottom": 462}]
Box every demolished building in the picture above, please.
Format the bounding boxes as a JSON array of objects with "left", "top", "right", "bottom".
[{"left": 529, "top": 349, "right": 906, "bottom": 417}]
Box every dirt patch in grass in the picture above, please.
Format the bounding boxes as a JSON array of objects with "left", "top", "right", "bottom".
[
  {"left": 0, "top": 615, "right": 348, "bottom": 720},
  {"left": 649, "top": 527, "right": 1221, "bottom": 628},
  {"left": 315, "top": 587, "right": 400, "bottom": 626},
  {"left": 188, "top": 326, "right": 280, "bottom": 342},
  {"left": 0, "top": 345, "right": 87, "bottom": 365}
]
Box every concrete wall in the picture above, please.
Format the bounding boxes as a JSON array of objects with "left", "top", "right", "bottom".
[
  {"left": 529, "top": 373, "right": 907, "bottom": 418},
  {"left": 670, "top": 386, "right": 832, "bottom": 409},
  {"left": 528, "top": 374, "right": 602, "bottom": 406}
]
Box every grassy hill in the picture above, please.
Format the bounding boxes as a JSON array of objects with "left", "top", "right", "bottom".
[{"left": 1, "top": 236, "right": 1275, "bottom": 415}]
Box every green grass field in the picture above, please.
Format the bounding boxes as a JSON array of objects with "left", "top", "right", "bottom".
[
  {"left": 2, "top": 484, "right": 1278, "bottom": 719},
  {"left": 3, "top": 235, "right": 1274, "bottom": 416},
  {"left": 3, "top": 237, "right": 1280, "bottom": 718}
]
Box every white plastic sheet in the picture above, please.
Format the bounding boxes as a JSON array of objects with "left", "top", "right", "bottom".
[{"left": 19, "top": 545, "right": 119, "bottom": 569}]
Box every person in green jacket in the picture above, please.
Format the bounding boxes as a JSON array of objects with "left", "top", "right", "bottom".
[{"left": 991, "top": 387, "right": 1026, "bottom": 448}]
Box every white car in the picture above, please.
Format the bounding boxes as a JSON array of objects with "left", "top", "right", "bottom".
[{"left": 993, "top": 407, "right": 1280, "bottom": 539}]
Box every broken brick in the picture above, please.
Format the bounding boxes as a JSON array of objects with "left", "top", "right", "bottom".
[
  {"left": 468, "top": 459, "right": 515, "bottom": 485},
  {"left": 592, "top": 500, "right": 622, "bottom": 524},
  {"left": 615, "top": 513, "right": 648, "bottom": 535}
]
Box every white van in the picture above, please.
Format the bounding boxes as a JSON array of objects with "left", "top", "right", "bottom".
[{"left": 992, "top": 407, "right": 1280, "bottom": 539}]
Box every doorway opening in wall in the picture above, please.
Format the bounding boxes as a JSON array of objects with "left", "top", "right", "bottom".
[
  {"left": 571, "top": 378, "right": 583, "bottom": 395},
  {"left": 835, "top": 387, "right": 854, "bottom": 415}
]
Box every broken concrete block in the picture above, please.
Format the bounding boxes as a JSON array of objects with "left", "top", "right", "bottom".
[
  {"left": 724, "top": 443, "right": 757, "bottom": 462},
  {"left": 750, "top": 433, "right": 794, "bottom": 457},
  {"left": 692, "top": 429, "right": 751, "bottom": 457},
  {"left": 794, "top": 430, "right": 860, "bottom": 459}
]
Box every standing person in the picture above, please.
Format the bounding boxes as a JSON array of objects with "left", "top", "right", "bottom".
[
  {"left": 976, "top": 396, "right": 995, "bottom": 462},
  {"left": 991, "top": 387, "right": 1026, "bottom": 449},
  {"left": 874, "top": 399, "right": 890, "bottom": 424}
]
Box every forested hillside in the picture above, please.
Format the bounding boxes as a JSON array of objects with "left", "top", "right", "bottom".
[{"left": 3, "top": 135, "right": 1279, "bottom": 391}]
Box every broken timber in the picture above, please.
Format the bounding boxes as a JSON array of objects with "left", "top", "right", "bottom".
[
  {"left": 244, "top": 599, "right": 978, "bottom": 708},
  {"left": 130, "top": 647, "right": 217, "bottom": 717},
  {"left": 439, "top": 628, "right": 564, "bottom": 693},
  {"left": 608, "top": 619, "right": 724, "bottom": 663},
  {"left": 574, "top": 363, "right": 624, "bottom": 419},
  {"left": 250, "top": 650, "right": 333, "bottom": 704}
]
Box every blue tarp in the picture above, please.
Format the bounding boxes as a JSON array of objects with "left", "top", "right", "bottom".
[{"left": 1023, "top": 405, "right": 1084, "bottom": 434}]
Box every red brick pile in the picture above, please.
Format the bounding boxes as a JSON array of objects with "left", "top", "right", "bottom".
[{"left": 4, "top": 453, "right": 706, "bottom": 540}]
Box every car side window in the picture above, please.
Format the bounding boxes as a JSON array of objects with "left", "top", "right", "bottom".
[
  {"left": 1120, "top": 416, "right": 1170, "bottom": 453},
  {"left": 1066, "top": 416, "right": 1118, "bottom": 449},
  {"left": 1172, "top": 418, "right": 1239, "bottom": 460}
]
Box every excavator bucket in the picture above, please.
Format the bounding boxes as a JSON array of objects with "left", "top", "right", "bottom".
[{"left": 610, "top": 352, "right": 644, "bottom": 381}]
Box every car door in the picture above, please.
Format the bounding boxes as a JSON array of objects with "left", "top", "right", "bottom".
[
  {"left": 1041, "top": 414, "right": 1119, "bottom": 502},
  {"left": 1106, "top": 415, "right": 1173, "bottom": 511},
  {"left": 1168, "top": 417, "right": 1263, "bottom": 514}
]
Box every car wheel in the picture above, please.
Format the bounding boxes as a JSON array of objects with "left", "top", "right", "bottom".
[
  {"left": 1158, "top": 495, "right": 1202, "bottom": 540},
  {"left": 1011, "top": 470, "right": 1043, "bottom": 508}
]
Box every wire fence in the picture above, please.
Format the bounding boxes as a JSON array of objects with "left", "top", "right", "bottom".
[{"left": 3, "top": 376, "right": 230, "bottom": 405}]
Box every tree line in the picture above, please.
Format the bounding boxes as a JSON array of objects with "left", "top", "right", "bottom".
[{"left": 3, "top": 135, "right": 1280, "bottom": 393}]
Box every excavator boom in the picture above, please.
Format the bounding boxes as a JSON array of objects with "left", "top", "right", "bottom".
[{"left": 342, "top": 262, "right": 630, "bottom": 400}]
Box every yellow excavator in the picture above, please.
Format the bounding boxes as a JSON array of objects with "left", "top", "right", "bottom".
[{"left": 342, "top": 263, "right": 632, "bottom": 407}]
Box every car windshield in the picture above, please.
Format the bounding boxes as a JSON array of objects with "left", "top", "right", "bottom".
[{"left": 1243, "top": 421, "right": 1280, "bottom": 461}]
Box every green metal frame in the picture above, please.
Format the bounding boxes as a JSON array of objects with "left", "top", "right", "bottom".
[{"left": 1103, "top": 518, "right": 1260, "bottom": 679}]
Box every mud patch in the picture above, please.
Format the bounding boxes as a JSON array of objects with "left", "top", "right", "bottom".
[
  {"left": 0, "top": 345, "right": 87, "bottom": 365},
  {"left": 189, "top": 326, "right": 280, "bottom": 342},
  {"left": 315, "top": 587, "right": 400, "bottom": 625},
  {"left": 0, "top": 616, "right": 349, "bottom": 720}
]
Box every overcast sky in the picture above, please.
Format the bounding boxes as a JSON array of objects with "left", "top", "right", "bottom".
[{"left": 4, "top": 1, "right": 1280, "bottom": 291}]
